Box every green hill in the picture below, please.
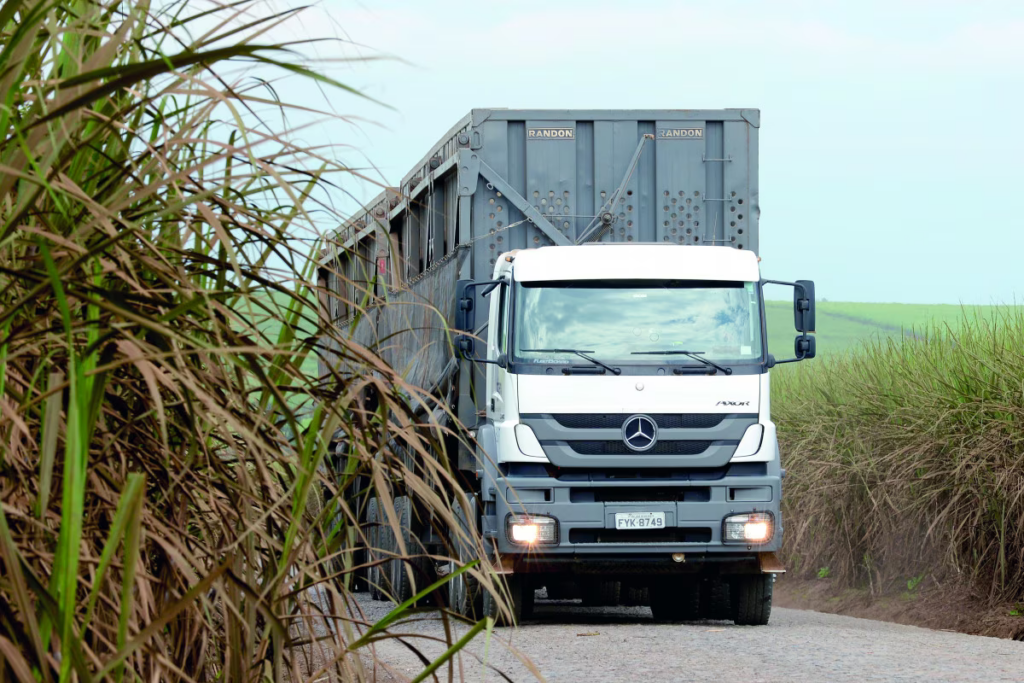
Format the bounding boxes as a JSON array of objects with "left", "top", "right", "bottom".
[{"left": 765, "top": 301, "right": 1016, "bottom": 358}]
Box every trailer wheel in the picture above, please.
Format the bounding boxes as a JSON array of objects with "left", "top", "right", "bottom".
[
  {"left": 387, "top": 496, "right": 436, "bottom": 604},
  {"left": 446, "top": 499, "right": 482, "bottom": 618},
  {"left": 732, "top": 574, "right": 773, "bottom": 626},
  {"left": 340, "top": 475, "right": 370, "bottom": 593},
  {"left": 483, "top": 574, "right": 532, "bottom": 626},
  {"left": 366, "top": 498, "right": 384, "bottom": 601},
  {"left": 650, "top": 579, "right": 700, "bottom": 622},
  {"left": 389, "top": 496, "right": 414, "bottom": 603},
  {"left": 699, "top": 578, "right": 732, "bottom": 620}
]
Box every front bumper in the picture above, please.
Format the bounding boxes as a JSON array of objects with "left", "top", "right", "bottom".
[{"left": 486, "top": 468, "right": 783, "bottom": 559}]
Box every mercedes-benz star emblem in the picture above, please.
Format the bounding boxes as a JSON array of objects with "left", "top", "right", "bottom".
[{"left": 622, "top": 414, "right": 658, "bottom": 453}]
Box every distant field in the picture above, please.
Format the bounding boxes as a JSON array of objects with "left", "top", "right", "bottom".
[{"left": 764, "top": 301, "right": 1017, "bottom": 357}]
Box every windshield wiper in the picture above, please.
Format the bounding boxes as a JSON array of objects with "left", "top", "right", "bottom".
[
  {"left": 522, "top": 349, "right": 622, "bottom": 375},
  {"left": 630, "top": 350, "right": 733, "bottom": 375}
]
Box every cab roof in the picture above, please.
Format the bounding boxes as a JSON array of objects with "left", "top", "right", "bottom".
[{"left": 507, "top": 244, "right": 760, "bottom": 282}]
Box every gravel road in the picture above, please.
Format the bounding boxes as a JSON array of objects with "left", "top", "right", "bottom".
[{"left": 347, "top": 590, "right": 1024, "bottom": 682}]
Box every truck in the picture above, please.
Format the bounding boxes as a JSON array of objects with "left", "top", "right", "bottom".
[{"left": 318, "top": 109, "right": 816, "bottom": 626}]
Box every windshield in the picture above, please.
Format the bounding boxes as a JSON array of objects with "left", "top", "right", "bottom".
[{"left": 512, "top": 280, "right": 763, "bottom": 365}]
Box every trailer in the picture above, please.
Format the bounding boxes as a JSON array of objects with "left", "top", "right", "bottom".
[{"left": 319, "top": 109, "right": 815, "bottom": 625}]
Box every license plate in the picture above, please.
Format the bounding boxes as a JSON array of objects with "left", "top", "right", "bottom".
[{"left": 614, "top": 512, "right": 666, "bottom": 530}]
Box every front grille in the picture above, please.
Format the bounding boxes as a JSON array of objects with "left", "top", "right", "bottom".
[
  {"left": 565, "top": 440, "right": 712, "bottom": 456},
  {"left": 551, "top": 414, "right": 732, "bottom": 430},
  {"left": 569, "top": 487, "right": 711, "bottom": 503},
  {"left": 569, "top": 527, "right": 713, "bottom": 544}
]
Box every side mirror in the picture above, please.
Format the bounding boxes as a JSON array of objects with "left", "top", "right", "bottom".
[
  {"left": 455, "top": 279, "right": 476, "bottom": 332},
  {"left": 762, "top": 278, "right": 817, "bottom": 366},
  {"left": 794, "top": 280, "right": 815, "bottom": 333},
  {"left": 453, "top": 278, "right": 507, "bottom": 364},
  {"left": 795, "top": 334, "right": 816, "bottom": 360}
]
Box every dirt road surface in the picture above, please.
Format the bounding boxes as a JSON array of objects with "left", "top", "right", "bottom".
[{"left": 345, "top": 590, "right": 1024, "bottom": 682}]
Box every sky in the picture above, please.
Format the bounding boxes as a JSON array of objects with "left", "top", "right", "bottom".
[{"left": 258, "top": 0, "right": 1024, "bottom": 304}]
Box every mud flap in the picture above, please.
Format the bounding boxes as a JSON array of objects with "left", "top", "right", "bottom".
[{"left": 759, "top": 551, "right": 786, "bottom": 574}]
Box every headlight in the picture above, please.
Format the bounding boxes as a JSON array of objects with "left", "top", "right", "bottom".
[
  {"left": 506, "top": 514, "right": 558, "bottom": 545},
  {"left": 732, "top": 424, "right": 764, "bottom": 457},
  {"left": 723, "top": 512, "right": 774, "bottom": 544}
]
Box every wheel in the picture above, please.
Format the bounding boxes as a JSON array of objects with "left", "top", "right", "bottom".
[
  {"left": 378, "top": 500, "right": 401, "bottom": 601},
  {"left": 349, "top": 476, "right": 370, "bottom": 593},
  {"left": 329, "top": 466, "right": 367, "bottom": 592},
  {"left": 349, "top": 529, "right": 368, "bottom": 593},
  {"left": 346, "top": 515, "right": 368, "bottom": 593},
  {"left": 650, "top": 579, "right": 700, "bottom": 622},
  {"left": 390, "top": 496, "right": 435, "bottom": 604},
  {"left": 699, "top": 578, "right": 732, "bottom": 620},
  {"left": 366, "top": 498, "right": 383, "bottom": 601},
  {"left": 732, "top": 574, "right": 773, "bottom": 626},
  {"left": 446, "top": 498, "right": 483, "bottom": 618},
  {"left": 483, "top": 574, "right": 532, "bottom": 626},
  {"left": 581, "top": 579, "right": 620, "bottom": 607}
]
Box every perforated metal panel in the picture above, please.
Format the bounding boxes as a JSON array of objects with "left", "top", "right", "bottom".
[{"left": 525, "top": 119, "right": 577, "bottom": 246}]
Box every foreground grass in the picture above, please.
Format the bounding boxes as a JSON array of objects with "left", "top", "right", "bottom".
[
  {"left": 0, "top": 2, "right": 494, "bottom": 680},
  {"left": 774, "top": 307, "right": 1024, "bottom": 603}
]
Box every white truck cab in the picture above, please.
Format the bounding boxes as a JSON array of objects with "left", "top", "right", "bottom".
[{"left": 455, "top": 244, "right": 814, "bottom": 624}]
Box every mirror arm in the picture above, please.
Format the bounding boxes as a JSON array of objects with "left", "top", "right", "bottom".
[{"left": 479, "top": 279, "right": 507, "bottom": 297}]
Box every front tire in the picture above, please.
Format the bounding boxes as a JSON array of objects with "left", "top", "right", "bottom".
[
  {"left": 483, "top": 574, "right": 532, "bottom": 626},
  {"left": 732, "top": 574, "right": 773, "bottom": 626},
  {"left": 366, "top": 498, "right": 384, "bottom": 601},
  {"left": 447, "top": 499, "right": 482, "bottom": 618}
]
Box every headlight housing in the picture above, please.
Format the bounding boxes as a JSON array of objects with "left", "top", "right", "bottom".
[
  {"left": 514, "top": 424, "right": 546, "bottom": 457},
  {"left": 732, "top": 424, "right": 765, "bottom": 457},
  {"left": 723, "top": 511, "right": 774, "bottom": 544},
  {"left": 506, "top": 514, "right": 558, "bottom": 545}
]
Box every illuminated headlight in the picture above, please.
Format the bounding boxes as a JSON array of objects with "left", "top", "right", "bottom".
[
  {"left": 733, "top": 424, "right": 765, "bottom": 457},
  {"left": 506, "top": 515, "right": 558, "bottom": 545},
  {"left": 723, "top": 512, "right": 774, "bottom": 544}
]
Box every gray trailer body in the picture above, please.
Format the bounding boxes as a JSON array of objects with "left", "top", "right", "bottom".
[{"left": 319, "top": 108, "right": 761, "bottom": 422}]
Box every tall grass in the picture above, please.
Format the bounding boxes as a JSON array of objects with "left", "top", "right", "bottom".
[
  {"left": 0, "top": 2, "right": 497, "bottom": 680},
  {"left": 775, "top": 308, "right": 1024, "bottom": 602}
]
